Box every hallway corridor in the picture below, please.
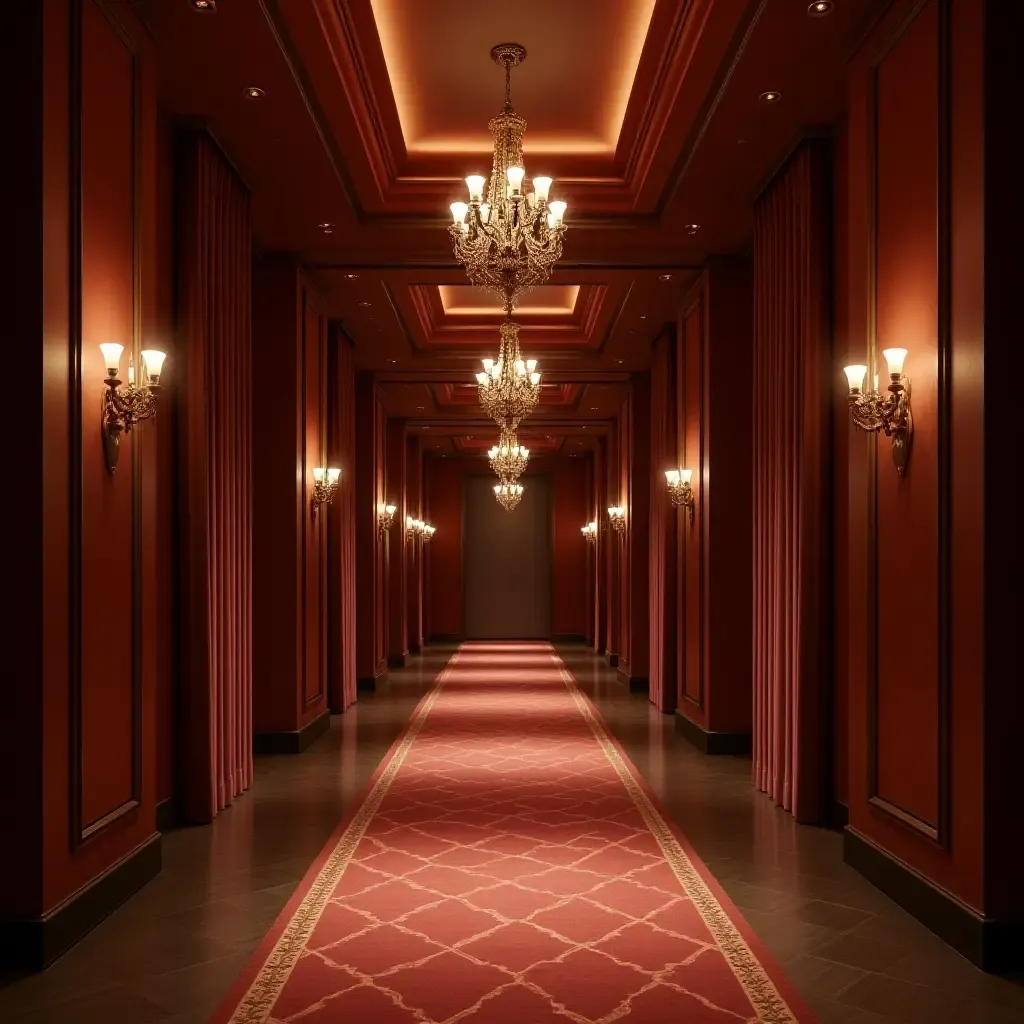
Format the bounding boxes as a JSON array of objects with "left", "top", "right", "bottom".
[{"left": 1, "top": 648, "right": 1021, "bottom": 1024}]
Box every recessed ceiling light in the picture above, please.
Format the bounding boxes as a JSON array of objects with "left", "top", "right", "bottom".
[
  {"left": 358, "top": 301, "right": 371, "bottom": 307},
  {"left": 344, "top": 273, "right": 358, "bottom": 280},
  {"left": 639, "top": 315, "right": 647, "bottom": 319},
  {"left": 737, "top": 138, "right": 748, "bottom": 145},
  {"left": 386, "top": 358, "right": 396, "bottom": 364},
  {"left": 318, "top": 222, "right": 334, "bottom": 234},
  {"left": 243, "top": 86, "right": 265, "bottom": 100},
  {"left": 422, "top": 425, "right": 430, "bottom": 429},
  {"left": 590, "top": 407, "right": 598, "bottom": 411},
  {"left": 807, "top": 0, "right": 834, "bottom": 15},
  {"left": 616, "top": 359, "right": 624, "bottom": 364},
  {"left": 759, "top": 90, "right": 783, "bottom": 104},
  {"left": 659, "top": 273, "right": 673, "bottom": 282},
  {"left": 416, "top": 406, "right": 425, "bottom": 411},
  {"left": 684, "top": 223, "right": 700, "bottom": 234},
  {"left": 190, "top": 0, "right": 216, "bottom": 10}
]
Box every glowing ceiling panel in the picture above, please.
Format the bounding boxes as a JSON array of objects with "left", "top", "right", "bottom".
[{"left": 438, "top": 284, "right": 580, "bottom": 316}]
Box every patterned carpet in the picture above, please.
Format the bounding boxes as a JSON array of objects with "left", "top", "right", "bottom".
[{"left": 212, "top": 643, "right": 815, "bottom": 1023}]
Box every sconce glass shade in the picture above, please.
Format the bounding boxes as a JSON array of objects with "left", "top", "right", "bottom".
[
  {"left": 100, "top": 342, "right": 124, "bottom": 377},
  {"left": 843, "top": 364, "right": 868, "bottom": 393},
  {"left": 882, "top": 347, "right": 908, "bottom": 378},
  {"left": 141, "top": 349, "right": 167, "bottom": 384},
  {"left": 679, "top": 468, "right": 693, "bottom": 484},
  {"left": 385, "top": 504, "right": 397, "bottom": 515},
  {"left": 327, "top": 467, "right": 341, "bottom": 483},
  {"left": 665, "top": 469, "right": 679, "bottom": 485},
  {"left": 312, "top": 467, "right": 326, "bottom": 482}
]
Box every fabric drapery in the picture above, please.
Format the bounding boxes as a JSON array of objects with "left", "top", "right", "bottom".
[
  {"left": 177, "top": 132, "right": 253, "bottom": 823},
  {"left": 752, "top": 140, "right": 831, "bottom": 823}
]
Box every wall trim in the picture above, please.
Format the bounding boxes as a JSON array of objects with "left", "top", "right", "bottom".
[
  {"left": 844, "top": 828, "right": 1021, "bottom": 972},
  {"left": 0, "top": 834, "right": 161, "bottom": 971},
  {"left": 605, "top": 652, "right": 619, "bottom": 668},
  {"left": 253, "top": 710, "right": 331, "bottom": 754},
  {"left": 155, "top": 798, "right": 177, "bottom": 833},
  {"left": 357, "top": 667, "right": 390, "bottom": 693},
  {"left": 617, "top": 668, "right": 649, "bottom": 695},
  {"left": 427, "top": 633, "right": 462, "bottom": 644},
  {"left": 551, "top": 633, "right": 588, "bottom": 644},
  {"left": 675, "top": 712, "right": 752, "bottom": 755},
  {"left": 387, "top": 652, "right": 407, "bottom": 670}
]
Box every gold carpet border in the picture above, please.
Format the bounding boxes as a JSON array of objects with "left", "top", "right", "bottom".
[
  {"left": 556, "top": 659, "right": 800, "bottom": 1024},
  {"left": 226, "top": 654, "right": 459, "bottom": 1024}
]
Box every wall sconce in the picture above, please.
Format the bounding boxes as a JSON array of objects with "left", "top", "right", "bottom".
[
  {"left": 581, "top": 521, "right": 598, "bottom": 544},
  {"left": 99, "top": 343, "right": 166, "bottom": 474},
  {"left": 843, "top": 348, "right": 913, "bottom": 475},
  {"left": 406, "top": 516, "right": 435, "bottom": 541},
  {"left": 607, "top": 506, "right": 626, "bottom": 534},
  {"left": 378, "top": 503, "right": 397, "bottom": 534},
  {"left": 665, "top": 468, "right": 695, "bottom": 523},
  {"left": 311, "top": 466, "right": 340, "bottom": 519}
]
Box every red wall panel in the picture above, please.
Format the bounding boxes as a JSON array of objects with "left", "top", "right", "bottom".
[
  {"left": 552, "top": 457, "right": 589, "bottom": 638},
  {"left": 425, "top": 458, "right": 466, "bottom": 638},
  {"left": 386, "top": 420, "right": 408, "bottom": 661},
  {"left": 844, "top": 0, "right": 984, "bottom": 910}
]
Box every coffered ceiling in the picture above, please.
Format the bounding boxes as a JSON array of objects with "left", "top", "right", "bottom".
[{"left": 139, "top": 0, "right": 888, "bottom": 451}]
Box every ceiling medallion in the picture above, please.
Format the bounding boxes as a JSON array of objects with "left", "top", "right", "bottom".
[
  {"left": 494, "top": 480, "right": 524, "bottom": 512},
  {"left": 448, "top": 43, "right": 568, "bottom": 313},
  {"left": 475, "top": 318, "right": 541, "bottom": 429},
  {"left": 488, "top": 426, "right": 530, "bottom": 482}
]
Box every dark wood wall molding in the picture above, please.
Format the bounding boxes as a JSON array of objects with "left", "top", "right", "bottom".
[
  {"left": 844, "top": 828, "right": 1020, "bottom": 971},
  {"left": 0, "top": 834, "right": 161, "bottom": 971},
  {"left": 864, "top": 0, "right": 951, "bottom": 847},
  {"left": 675, "top": 714, "right": 752, "bottom": 756}
]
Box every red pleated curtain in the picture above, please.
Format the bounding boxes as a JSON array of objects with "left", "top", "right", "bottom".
[
  {"left": 328, "top": 329, "right": 358, "bottom": 712},
  {"left": 177, "top": 132, "right": 253, "bottom": 823},
  {"left": 648, "top": 331, "right": 677, "bottom": 712},
  {"left": 752, "top": 140, "right": 831, "bottom": 823}
]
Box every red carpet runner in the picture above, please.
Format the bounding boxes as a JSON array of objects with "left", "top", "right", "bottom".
[{"left": 213, "top": 644, "right": 815, "bottom": 1023}]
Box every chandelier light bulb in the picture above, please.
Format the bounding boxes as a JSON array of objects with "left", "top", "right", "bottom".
[
  {"left": 476, "top": 371, "right": 489, "bottom": 385},
  {"left": 506, "top": 166, "right": 526, "bottom": 193},
  {"left": 514, "top": 359, "right": 525, "bottom": 375},
  {"left": 548, "top": 200, "right": 567, "bottom": 226},
  {"left": 526, "top": 358, "right": 537, "bottom": 372},
  {"left": 482, "top": 358, "right": 494, "bottom": 372},
  {"left": 480, "top": 202, "right": 490, "bottom": 223},
  {"left": 99, "top": 342, "right": 124, "bottom": 378},
  {"left": 882, "top": 347, "right": 908, "bottom": 379},
  {"left": 466, "top": 175, "right": 485, "bottom": 202},
  {"left": 843, "top": 364, "right": 868, "bottom": 394},
  {"left": 530, "top": 371, "right": 541, "bottom": 386},
  {"left": 533, "top": 176, "right": 552, "bottom": 202},
  {"left": 450, "top": 201, "right": 468, "bottom": 225}
]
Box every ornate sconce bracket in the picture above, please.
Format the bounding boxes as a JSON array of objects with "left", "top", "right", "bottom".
[
  {"left": 102, "top": 379, "right": 159, "bottom": 473},
  {"left": 378, "top": 504, "right": 397, "bottom": 535},
  {"left": 665, "top": 470, "right": 695, "bottom": 524},
  {"left": 607, "top": 507, "right": 626, "bottom": 534},
  {"left": 847, "top": 378, "right": 913, "bottom": 475},
  {"left": 311, "top": 468, "right": 340, "bottom": 520}
]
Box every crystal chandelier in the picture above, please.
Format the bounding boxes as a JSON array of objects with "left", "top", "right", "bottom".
[
  {"left": 475, "top": 318, "right": 541, "bottom": 428},
  {"left": 494, "top": 480, "right": 524, "bottom": 512},
  {"left": 488, "top": 426, "right": 530, "bottom": 481},
  {"left": 448, "top": 43, "right": 568, "bottom": 312}
]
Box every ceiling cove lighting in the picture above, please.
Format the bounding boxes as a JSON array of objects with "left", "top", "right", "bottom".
[
  {"left": 447, "top": 43, "right": 568, "bottom": 313},
  {"left": 310, "top": 467, "right": 341, "bottom": 519},
  {"left": 99, "top": 343, "right": 166, "bottom": 474},
  {"left": 842, "top": 348, "right": 913, "bottom": 475}
]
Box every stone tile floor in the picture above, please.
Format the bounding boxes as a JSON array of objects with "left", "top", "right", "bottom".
[{"left": 0, "top": 645, "right": 1020, "bottom": 1022}]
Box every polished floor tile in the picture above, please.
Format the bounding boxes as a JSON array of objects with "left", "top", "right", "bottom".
[{"left": 0, "top": 645, "right": 1020, "bottom": 1023}]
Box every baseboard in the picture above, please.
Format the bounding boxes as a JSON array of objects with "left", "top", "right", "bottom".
[
  {"left": 155, "top": 798, "right": 178, "bottom": 833},
  {"left": 357, "top": 668, "right": 390, "bottom": 693},
  {"left": 408, "top": 642, "right": 422, "bottom": 654},
  {"left": 253, "top": 709, "right": 331, "bottom": 754},
  {"left": 844, "top": 827, "right": 1022, "bottom": 972},
  {"left": 674, "top": 712, "right": 752, "bottom": 755},
  {"left": 551, "top": 633, "right": 588, "bottom": 644},
  {"left": 428, "top": 633, "right": 463, "bottom": 644},
  {"left": 604, "top": 652, "right": 619, "bottom": 668},
  {"left": 616, "top": 668, "right": 649, "bottom": 695},
  {"left": 0, "top": 833, "right": 162, "bottom": 971},
  {"left": 829, "top": 800, "right": 850, "bottom": 830},
  {"left": 387, "top": 652, "right": 407, "bottom": 670}
]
